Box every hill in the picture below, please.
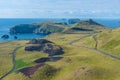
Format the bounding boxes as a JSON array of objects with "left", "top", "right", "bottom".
[
  {"left": 0, "top": 27, "right": 120, "bottom": 80},
  {"left": 10, "top": 21, "right": 68, "bottom": 34},
  {"left": 1, "top": 19, "right": 120, "bottom": 80},
  {"left": 72, "top": 28, "right": 120, "bottom": 56},
  {"left": 64, "top": 19, "right": 110, "bottom": 33}
]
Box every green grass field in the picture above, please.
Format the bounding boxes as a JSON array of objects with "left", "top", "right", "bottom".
[{"left": 0, "top": 28, "right": 120, "bottom": 80}]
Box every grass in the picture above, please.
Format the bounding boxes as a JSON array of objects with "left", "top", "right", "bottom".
[
  {"left": 16, "top": 59, "right": 29, "bottom": 70},
  {"left": 71, "top": 29, "right": 120, "bottom": 57},
  {"left": 96, "top": 29, "right": 120, "bottom": 56},
  {"left": 1, "top": 28, "right": 120, "bottom": 80},
  {"left": 0, "top": 40, "right": 27, "bottom": 77},
  {"left": 72, "top": 35, "right": 96, "bottom": 48},
  {"left": 4, "top": 44, "right": 120, "bottom": 80}
]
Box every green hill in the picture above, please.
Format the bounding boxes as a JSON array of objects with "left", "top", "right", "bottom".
[
  {"left": 72, "top": 28, "right": 120, "bottom": 56},
  {"left": 1, "top": 24, "right": 120, "bottom": 80},
  {"left": 64, "top": 19, "right": 110, "bottom": 33}
]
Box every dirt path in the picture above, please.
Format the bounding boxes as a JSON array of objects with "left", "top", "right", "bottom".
[
  {"left": 77, "top": 46, "right": 120, "bottom": 60},
  {"left": 68, "top": 34, "right": 120, "bottom": 61},
  {"left": 93, "top": 35, "right": 98, "bottom": 49},
  {"left": 0, "top": 46, "right": 23, "bottom": 80},
  {"left": 68, "top": 34, "right": 93, "bottom": 45}
]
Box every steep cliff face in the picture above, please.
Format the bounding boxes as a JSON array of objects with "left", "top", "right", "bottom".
[
  {"left": 10, "top": 24, "right": 39, "bottom": 34},
  {"left": 10, "top": 21, "right": 67, "bottom": 34},
  {"left": 34, "top": 22, "right": 65, "bottom": 34}
]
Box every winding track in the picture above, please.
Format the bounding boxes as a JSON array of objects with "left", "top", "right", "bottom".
[
  {"left": 0, "top": 32, "right": 119, "bottom": 80},
  {"left": 68, "top": 34, "right": 120, "bottom": 60},
  {"left": 68, "top": 34, "right": 93, "bottom": 45},
  {"left": 0, "top": 46, "right": 23, "bottom": 80}
]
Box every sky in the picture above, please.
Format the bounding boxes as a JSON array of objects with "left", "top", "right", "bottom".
[{"left": 0, "top": 0, "right": 120, "bottom": 18}]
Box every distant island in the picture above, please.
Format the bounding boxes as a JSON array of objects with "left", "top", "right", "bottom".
[
  {"left": 9, "top": 19, "right": 109, "bottom": 35},
  {"left": 0, "top": 17, "right": 120, "bottom": 80}
]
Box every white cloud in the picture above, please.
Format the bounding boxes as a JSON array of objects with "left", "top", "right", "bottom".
[{"left": 0, "top": 0, "right": 120, "bottom": 18}]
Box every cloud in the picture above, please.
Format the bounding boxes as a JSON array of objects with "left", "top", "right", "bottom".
[{"left": 0, "top": 0, "right": 120, "bottom": 18}]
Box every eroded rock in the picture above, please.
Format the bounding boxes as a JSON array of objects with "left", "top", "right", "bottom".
[
  {"left": 1, "top": 34, "right": 9, "bottom": 39},
  {"left": 25, "top": 39, "right": 64, "bottom": 56}
]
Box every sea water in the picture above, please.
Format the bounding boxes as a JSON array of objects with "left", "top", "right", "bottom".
[
  {"left": 0, "top": 18, "right": 66, "bottom": 41},
  {"left": 0, "top": 18, "right": 120, "bottom": 41}
]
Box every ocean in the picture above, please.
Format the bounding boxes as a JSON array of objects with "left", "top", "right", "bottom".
[{"left": 0, "top": 18, "right": 120, "bottom": 41}]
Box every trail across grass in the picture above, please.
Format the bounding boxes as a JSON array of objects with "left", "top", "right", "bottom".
[
  {"left": 0, "top": 46, "right": 23, "bottom": 80},
  {"left": 68, "top": 34, "right": 120, "bottom": 61}
]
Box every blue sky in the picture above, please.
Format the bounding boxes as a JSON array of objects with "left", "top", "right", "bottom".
[{"left": 0, "top": 0, "right": 120, "bottom": 18}]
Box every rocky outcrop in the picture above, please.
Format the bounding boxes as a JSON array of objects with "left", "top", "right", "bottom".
[
  {"left": 1, "top": 34, "right": 9, "bottom": 39},
  {"left": 25, "top": 39, "right": 64, "bottom": 56},
  {"left": 68, "top": 18, "right": 80, "bottom": 24},
  {"left": 28, "top": 39, "right": 52, "bottom": 44},
  {"left": 34, "top": 57, "right": 63, "bottom": 63},
  {"left": 10, "top": 24, "right": 39, "bottom": 34}
]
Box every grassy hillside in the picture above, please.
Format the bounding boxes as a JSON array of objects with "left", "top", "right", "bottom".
[
  {"left": 64, "top": 19, "right": 110, "bottom": 34},
  {"left": 0, "top": 28, "right": 120, "bottom": 80},
  {"left": 0, "top": 41, "right": 27, "bottom": 78},
  {"left": 0, "top": 25, "right": 120, "bottom": 80},
  {"left": 97, "top": 28, "right": 120, "bottom": 56},
  {"left": 73, "top": 28, "right": 120, "bottom": 57}
]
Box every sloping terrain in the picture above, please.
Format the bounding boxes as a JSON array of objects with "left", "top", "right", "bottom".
[
  {"left": 0, "top": 28, "right": 120, "bottom": 80},
  {"left": 64, "top": 19, "right": 110, "bottom": 33},
  {"left": 0, "top": 19, "right": 120, "bottom": 80},
  {"left": 73, "top": 28, "right": 120, "bottom": 57}
]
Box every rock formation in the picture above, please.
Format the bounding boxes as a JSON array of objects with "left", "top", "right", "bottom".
[
  {"left": 1, "top": 34, "right": 9, "bottom": 39},
  {"left": 25, "top": 39, "right": 64, "bottom": 56}
]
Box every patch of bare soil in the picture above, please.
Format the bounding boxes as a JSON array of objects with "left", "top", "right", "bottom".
[{"left": 19, "top": 63, "right": 45, "bottom": 78}]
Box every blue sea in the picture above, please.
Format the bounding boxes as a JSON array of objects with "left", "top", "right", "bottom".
[{"left": 0, "top": 18, "right": 120, "bottom": 41}]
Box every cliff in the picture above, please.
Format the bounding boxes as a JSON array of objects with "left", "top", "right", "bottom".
[{"left": 10, "top": 21, "right": 67, "bottom": 34}]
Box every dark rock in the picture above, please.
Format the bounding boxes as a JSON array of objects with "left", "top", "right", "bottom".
[
  {"left": 28, "top": 39, "right": 52, "bottom": 44},
  {"left": 25, "top": 45, "right": 43, "bottom": 51},
  {"left": 10, "top": 24, "right": 39, "bottom": 34},
  {"left": 34, "top": 57, "right": 49, "bottom": 63},
  {"left": 14, "top": 36, "right": 18, "bottom": 39},
  {"left": 1, "top": 34, "right": 9, "bottom": 39},
  {"left": 34, "top": 57, "right": 63, "bottom": 63},
  {"left": 25, "top": 39, "right": 64, "bottom": 56},
  {"left": 43, "top": 43, "right": 64, "bottom": 56},
  {"left": 71, "top": 27, "right": 93, "bottom": 31}
]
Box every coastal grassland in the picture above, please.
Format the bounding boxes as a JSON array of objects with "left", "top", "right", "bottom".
[
  {"left": 72, "top": 28, "right": 120, "bottom": 57},
  {"left": 97, "top": 28, "right": 120, "bottom": 56},
  {"left": 15, "top": 47, "right": 48, "bottom": 70},
  {"left": 45, "top": 33, "right": 88, "bottom": 45},
  {"left": 0, "top": 41, "right": 27, "bottom": 77},
  {"left": 3, "top": 32, "right": 120, "bottom": 80},
  {"left": 4, "top": 42, "right": 120, "bottom": 80},
  {"left": 72, "top": 35, "right": 96, "bottom": 48}
]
